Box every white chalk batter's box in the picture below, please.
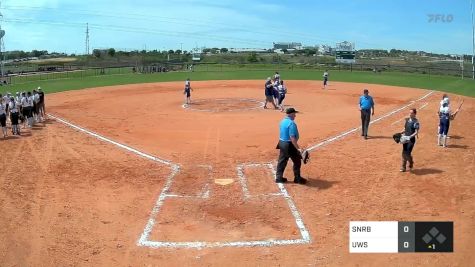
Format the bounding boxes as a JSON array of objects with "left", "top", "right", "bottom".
[{"left": 137, "top": 163, "right": 311, "bottom": 249}]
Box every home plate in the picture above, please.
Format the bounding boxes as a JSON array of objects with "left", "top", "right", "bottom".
[{"left": 214, "top": 178, "right": 234, "bottom": 185}]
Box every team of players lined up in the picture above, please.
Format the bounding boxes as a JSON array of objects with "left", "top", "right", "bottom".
[{"left": 0, "top": 87, "right": 46, "bottom": 138}]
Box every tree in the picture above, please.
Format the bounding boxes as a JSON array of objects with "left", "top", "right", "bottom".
[
  {"left": 282, "top": 48, "right": 288, "bottom": 54},
  {"left": 108, "top": 48, "right": 116, "bottom": 57},
  {"left": 168, "top": 49, "right": 175, "bottom": 54},
  {"left": 92, "top": 49, "right": 101, "bottom": 58},
  {"left": 248, "top": 52, "right": 258, "bottom": 63},
  {"left": 175, "top": 49, "right": 182, "bottom": 54},
  {"left": 220, "top": 48, "right": 228, "bottom": 53}
]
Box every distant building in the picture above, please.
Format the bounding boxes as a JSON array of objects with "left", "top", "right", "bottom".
[
  {"left": 273, "top": 42, "right": 302, "bottom": 50},
  {"left": 318, "top": 45, "right": 332, "bottom": 55},
  {"left": 228, "top": 48, "right": 268, "bottom": 53}
]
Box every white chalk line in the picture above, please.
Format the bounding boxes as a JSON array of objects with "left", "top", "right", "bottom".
[
  {"left": 266, "top": 163, "right": 311, "bottom": 242},
  {"left": 390, "top": 102, "right": 429, "bottom": 125},
  {"left": 47, "top": 114, "right": 175, "bottom": 166},
  {"left": 306, "top": 91, "right": 434, "bottom": 152},
  {"left": 236, "top": 164, "right": 251, "bottom": 199},
  {"left": 419, "top": 102, "right": 429, "bottom": 110},
  {"left": 43, "top": 115, "right": 312, "bottom": 249},
  {"left": 142, "top": 162, "right": 311, "bottom": 249}
]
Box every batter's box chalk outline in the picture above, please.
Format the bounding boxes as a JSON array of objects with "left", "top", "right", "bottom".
[{"left": 139, "top": 162, "right": 311, "bottom": 249}]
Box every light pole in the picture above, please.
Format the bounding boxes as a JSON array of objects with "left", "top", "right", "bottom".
[{"left": 471, "top": 0, "right": 475, "bottom": 79}]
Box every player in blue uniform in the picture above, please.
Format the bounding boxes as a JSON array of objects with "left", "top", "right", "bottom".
[
  {"left": 183, "top": 78, "right": 193, "bottom": 105},
  {"left": 264, "top": 77, "right": 277, "bottom": 109}
]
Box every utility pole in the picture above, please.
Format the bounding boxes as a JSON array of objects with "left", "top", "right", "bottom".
[
  {"left": 471, "top": 0, "right": 475, "bottom": 79},
  {"left": 85, "top": 23, "right": 90, "bottom": 55},
  {"left": 0, "top": 0, "right": 5, "bottom": 78}
]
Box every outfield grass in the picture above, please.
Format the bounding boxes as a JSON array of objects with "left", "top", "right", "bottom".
[{"left": 0, "top": 69, "right": 473, "bottom": 97}]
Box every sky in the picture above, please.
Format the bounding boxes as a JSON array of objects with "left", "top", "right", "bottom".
[{"left": 1, "top": 0, "right": 474, "bottom": 55}]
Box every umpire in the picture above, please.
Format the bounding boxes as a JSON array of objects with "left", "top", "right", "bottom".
[
  {"left": 275, "top": 108, "right": 307, "bottom": 184},
  {"left": 359, "top": 89, "right": 375, "bottom": 139}
]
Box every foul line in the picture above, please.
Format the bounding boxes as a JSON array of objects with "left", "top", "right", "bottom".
[
  {"left": 306, "top": 91, "right": 434, "bottom": 152},
  {"left": 48, "top": 113, "right": 310, "bottom": 249},
  {"left": 47, "top": 114, "right": 175, "bottom": 167}
]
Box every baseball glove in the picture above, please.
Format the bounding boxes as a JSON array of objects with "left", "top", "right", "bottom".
[
  {"left": 392, "top": 133, "right": 402, "bottom": 143},
  {"left": 301, "top": 149, "right": 310, "bottom": 164},
  {"left": 393, "top": 133, "right": 410, "bottom": 144}
]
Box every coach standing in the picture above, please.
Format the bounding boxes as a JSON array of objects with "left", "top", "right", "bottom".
[
  {"left": 359, "top": 89, "right": 375, "bottom": 139},
  {"left": 275, "top": 108, "right": 307, "bottom": 184}
]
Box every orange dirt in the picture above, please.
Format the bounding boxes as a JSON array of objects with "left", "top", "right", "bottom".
[{"left": 1, "top": 80, "right": 474, "bottom": 266}]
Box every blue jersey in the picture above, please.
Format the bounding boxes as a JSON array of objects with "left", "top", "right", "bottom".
[
  {"left": 265, "top": 81, "right": 273, "bottom": 96},
  {"left": 279, "top": 117, "right": 299, "bottom": 142},
  {"left": 359, "top": 95, "right": 374, "bottom": 110}
]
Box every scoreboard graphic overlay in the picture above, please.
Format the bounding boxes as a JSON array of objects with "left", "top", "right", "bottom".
[{"left": 349, "top": 221, "right": 453, "bottom": 253}]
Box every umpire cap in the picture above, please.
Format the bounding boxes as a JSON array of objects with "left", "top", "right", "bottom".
[{"left": 285, "top": 107, "right": 299, "bottom": 114}]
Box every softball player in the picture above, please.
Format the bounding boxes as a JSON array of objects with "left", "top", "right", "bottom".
[
  {"left": 438, "top": 100, "right": 451, "bottom": 147},
  {"left": 0, "top": 95, "right": 7, "bottom": 137},
  {"left": 184, "top": 78, "right": 193, "bottom": 105},
  {"left": 400, "top": 108, "right": 420, "bottom": 172},
  {"left": 9, "top": 96, "right": 20, "bottom": 135},
  {"left": 20, "top": 92, "right": 29, "bottom": 128},
  {"left": 264, "top": 77, "right": 277, "bottom": 109},
  {"left": 277, "top": 80, "right": 287, "bottom": 111},
  {"left": 272, "top": 79, "right": 280, "bottom": 107},
  {"left": 38, "top": 88, "right": 45, "bottom": 118},
  {"left": 323, "top": 70, "right": 329, "bottom": 89},
  {"left": 33, "top": 90, "right": 41, "bottom": 122},
  {"left": 274, "top": 72, "right": 280, "bottom": 83}
]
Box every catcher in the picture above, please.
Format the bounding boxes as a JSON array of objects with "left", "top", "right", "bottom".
[
  {"left": 394, "top": 108, "right": 420, "bottom": 172},
  {"left": 275, "top": 108, "right": 308, "bottom": 184}
]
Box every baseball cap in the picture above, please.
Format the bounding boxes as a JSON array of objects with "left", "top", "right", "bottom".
[
  {"left": 285, "top": 107, "right": 299, "bottom": 114},
  {"left": 266, "top": 77, "right": 271, "bottom": 81},
  {"left": 363, "top": 89, "right": 369, "bottom": 93}
]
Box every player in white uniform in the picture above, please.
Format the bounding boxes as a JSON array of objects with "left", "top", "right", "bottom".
[
  {"left": 27, "top": 92, "right": 35, "bottom": 127},
  {"left": 277, "top": 80, "right": 287, "bottom": 111},
  {"left": 0, "top": 94, "right": 7, "bottom": 137},
  {"left": 322, "top": 70, "right": 329, "bottom": 89},
  {"left": 20, "top": 92, "right": 30, "bottom": 128},
  {"left": 9, "top": 96, "right": 20, "bottom": 135},
  {"left": 33, "top": 90, "right": 41, "bottom": 122},
  {"left": 437, "top": 94, "right": 450, "bottom": 136},
  {"left": 274, "top": 72, "right": 280, "bottom": 83}
]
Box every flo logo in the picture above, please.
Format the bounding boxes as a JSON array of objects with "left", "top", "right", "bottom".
[{"left": 428, "top": 14, "right": 454, "bottom": 23}]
